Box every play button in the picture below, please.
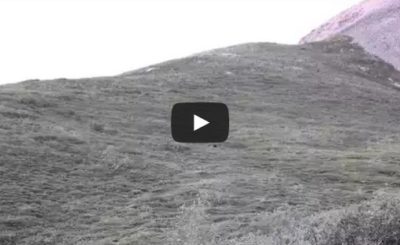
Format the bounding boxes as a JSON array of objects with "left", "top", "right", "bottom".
[
  {"left": 193, "top": 115, "right": 210, "bottom": 131},
  {"left": 171, "top": 102, "right": 229, "bottom": 143}
]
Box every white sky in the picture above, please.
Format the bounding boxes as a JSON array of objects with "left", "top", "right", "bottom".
[{"left": 0, "top": 0, "right": 361, "bottom": 85}]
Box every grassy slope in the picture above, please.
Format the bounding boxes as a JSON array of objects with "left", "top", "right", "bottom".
[{"left": 1, "top": 37, "right": 400, "bottom": 244}]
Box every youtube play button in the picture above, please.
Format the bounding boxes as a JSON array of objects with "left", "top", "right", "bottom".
[
  {"left": 171, "top": 103, "right": 229, "bottom": 143},
  {"left": 193, "top": 115, "right": 210, "bottom": 131}
]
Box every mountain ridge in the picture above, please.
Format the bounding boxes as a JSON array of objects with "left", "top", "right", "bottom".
[{"left": 300, "top": 0, "right": 400, "bottom": 71}]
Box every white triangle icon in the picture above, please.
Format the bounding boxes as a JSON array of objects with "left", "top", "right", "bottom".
[{"left": 193, "top": 115, "right": 210, "bottom": 131}]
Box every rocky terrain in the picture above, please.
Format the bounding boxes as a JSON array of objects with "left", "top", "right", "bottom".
[
  {"left": 300, "top": 0, "right": 400, "bottom": 71},
  {"left": 1, "top": 37, "right": 400, "bottom": 245}
]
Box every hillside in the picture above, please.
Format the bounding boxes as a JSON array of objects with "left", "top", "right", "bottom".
[
  {"left": 300, "top": 0, "right": 400, "bottom": 71},
  {"left": 1, "top": 38, "right": 400, "bottom": 245}
]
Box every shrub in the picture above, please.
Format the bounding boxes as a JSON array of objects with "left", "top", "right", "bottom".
[{"left": 91, "top": 123, "right": 104, "bottom": 133}]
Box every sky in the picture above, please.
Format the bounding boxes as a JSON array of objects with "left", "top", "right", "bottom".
[{"left": 0, "top": 0, "right": 361, "bottom": 85}]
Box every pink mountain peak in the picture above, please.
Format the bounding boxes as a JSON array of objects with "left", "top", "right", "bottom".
[{"left": 301, "top": 0, "right": 400, "bottom": 70}]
